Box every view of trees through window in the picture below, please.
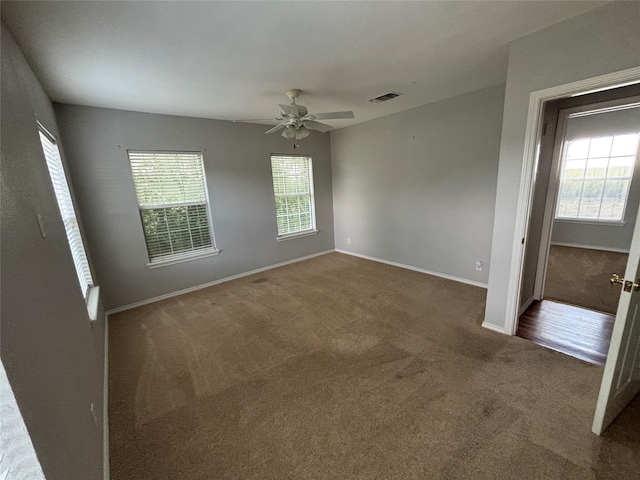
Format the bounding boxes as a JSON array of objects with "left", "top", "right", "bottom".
[
  {"left": 271, "top": 155, "right": 315, "bottom": 236},
  {"left": 128, "top": 151, "right": 214, "bottom": 261},
  {"left": 556, "top": 133, "right": 640, "bottom": 222},
  {"left": 140, "top": 204, "right": 212, "bottom": 259}
]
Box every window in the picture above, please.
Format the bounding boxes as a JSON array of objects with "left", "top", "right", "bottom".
[
  {"left": 271, "top": 155, "right": 316, "bottom": 238},
  {"left": 128, "top": 151, "right": 217, "bottom": 265},
  {"left": 38, "top": 124, "right": 94, "bottom": 299},
  {"left": 555, "top": 133, "right": 640, "bottom": 222}
]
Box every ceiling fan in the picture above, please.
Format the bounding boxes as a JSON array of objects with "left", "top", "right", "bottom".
[{"left": 234, "top": 89, "right": 354, "bottom": 148}]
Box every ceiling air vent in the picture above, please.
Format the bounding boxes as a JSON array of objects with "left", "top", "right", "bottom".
[{"left": 369, "top": 92, "right": 403, "bottom": 103}]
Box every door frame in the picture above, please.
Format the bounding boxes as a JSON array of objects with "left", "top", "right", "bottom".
[
  {"left": 504, "top": 66, "right": 640, "bottom": 336},
  {"left": 533, "top": 96, "right": 640, "bottom": 303},
  {"left": 531, "top": 106, "right": 570, "bottom": 302}
]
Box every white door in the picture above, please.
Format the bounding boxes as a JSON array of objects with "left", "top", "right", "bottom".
[{"left": 593, "top": 201, "right": 640, "bottom": 435}]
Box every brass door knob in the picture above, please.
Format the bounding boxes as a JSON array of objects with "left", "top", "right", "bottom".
[
  {"left": 610, "top": 273, "right": 624, "bottom": 285},
  {"left": 610, "top": 273, "right": 640, "bottom": 292}
]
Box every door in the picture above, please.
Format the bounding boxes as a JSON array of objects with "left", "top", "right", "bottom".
[{"left": 593, "top": 202, "right": 640, "bottom": 435}]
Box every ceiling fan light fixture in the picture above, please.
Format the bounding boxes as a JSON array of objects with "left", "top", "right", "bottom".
[
  {"left": 282, "top": 125, "right": 297, "bottom": 139},
  {"left": 281, "top": 124, "right": 310, "bottom": 141},
  {"left": 296, "top": 125, "right": 310, "bottom": 139}
]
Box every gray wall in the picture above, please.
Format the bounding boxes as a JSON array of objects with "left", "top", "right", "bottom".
[
  {"left": 551, "top": 105, "right": 640, "bottom": 251},
  {"left": 331, "top": 84, "right": 505, "bottom": 285},
  {"left": 485, "top": 1, "right": 640, "bottom": 332},
  {"left": 54, "top": 105, "right": 335, "bottom": 310},
  {"left": 1, "top": 23, "right": 105, "bottom": 480}
]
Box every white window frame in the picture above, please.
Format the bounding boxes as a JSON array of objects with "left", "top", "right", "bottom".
[
  {"left": 38, "top": 122, "right": 99, "bottom": 321},
  {"left": 555, "top": 131, "right": 639, "bottom": 225},
  {"left": 270, "top": 154, "right": 318, "bottom": 240},
  {"left": 127, "top": 150, "right": 219, "bottom": 268}
]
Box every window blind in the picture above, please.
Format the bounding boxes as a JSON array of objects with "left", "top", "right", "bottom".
[
  {"left": 39, "top": 128, "right": 94, "bottom": 298},
  {"left": 271, "top": 155, "right": 316, "bottom": 236},
  {"left": 128, "top": 151, "right": 215, "bottom": 261}
]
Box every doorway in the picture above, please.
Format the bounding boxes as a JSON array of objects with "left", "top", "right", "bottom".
[{"left": 517, "top": 89, "right": 640, "bottom": 366}]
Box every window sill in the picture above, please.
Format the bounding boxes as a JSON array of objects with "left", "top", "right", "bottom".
[
  {"left": 147, "top": 248, "right": 220, "bottom": 269},
  {"left": 86, "top": 285, "right": 100, "bottom": 324},
  {"left": 277, "top": 229, "right": 319, "bottom": 242},
  {"left": 554, "top": 218, "right": 627, "bottom": 227}
]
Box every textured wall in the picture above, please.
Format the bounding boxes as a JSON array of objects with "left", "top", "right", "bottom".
[
  {"left": 331, "top": 85, "right": 505, "bottom": 286},
  {"left": 1, "top": 23, "right": 105, "bottom": 480},
  {"left": 54, "top": 105, "right": 335, "bottom": 310}
]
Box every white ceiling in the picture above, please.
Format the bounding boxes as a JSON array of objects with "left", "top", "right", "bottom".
[{"left": 1, "top": 1, "right": 609, "bottom": 130}]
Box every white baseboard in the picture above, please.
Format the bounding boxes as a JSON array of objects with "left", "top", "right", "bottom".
[
  {"left": 518, "top": 296, "right": 535, "bottom": 317},
  {"left": 334, "top": 249, "right": 488, "bottom": 289},
  {"left": 103, "top": 314, "right": 110, "bottom": 480},
  {"left": 106, "top": 250, "right": 335, "bottom": 314},
  {"left": 481, "top": 321, "right": 506, "bottom": 334},
  {"left": 550, "top": 241, "right": 629, "bottom": 254}
]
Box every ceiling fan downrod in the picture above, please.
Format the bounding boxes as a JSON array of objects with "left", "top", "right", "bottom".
[{"left": 285, "top": 88, "right": 302, "bottom": 104}]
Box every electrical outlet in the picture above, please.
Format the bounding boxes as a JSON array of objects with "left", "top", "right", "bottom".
[
  {"left": 475, "top": 261, "right": 483, "bottom": 271},
  {"left": 347, "top": 238, "right": 351, "bottom": 245}
]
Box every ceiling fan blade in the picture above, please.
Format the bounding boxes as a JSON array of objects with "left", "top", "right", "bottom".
[
  {"left": 279, "top": 103, "right": 308, "bottom": 117},
  {"left": 309, "top": 111, "right": 354, "bottom": 120},
  {"left": 279, "top": 104, "right": 298, "bottom": 116},
  {"left": 264, "top": 122, "right": 288, "bottom": 134},
  {"left": 304, "top": 120, "right": 333, "bottom": 133},
  {"left": 233, "top": 117, "right": 282, "bottom": 123}
]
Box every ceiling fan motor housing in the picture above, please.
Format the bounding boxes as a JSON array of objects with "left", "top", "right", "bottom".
[{"left": 285, "top": 88, "right": 301, "bottom": 102}]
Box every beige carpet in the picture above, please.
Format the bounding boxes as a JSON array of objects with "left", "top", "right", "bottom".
[
  {"left": 109, "top": 252, "right": 640, "bottom": 479},
  {"left": 544, "top": 245, "right": 628, "bottom": 314}
]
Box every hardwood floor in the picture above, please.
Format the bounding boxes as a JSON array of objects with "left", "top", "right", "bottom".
[{"left": 517, "top": 300, "right": 615, "bottom": 366}]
